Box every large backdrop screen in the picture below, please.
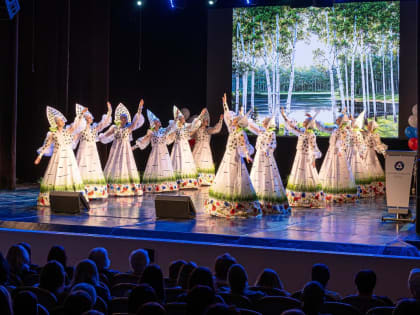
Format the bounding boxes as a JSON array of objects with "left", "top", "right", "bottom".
[{"left": 232, "top": 1, "right": 400, "bottom": 137}]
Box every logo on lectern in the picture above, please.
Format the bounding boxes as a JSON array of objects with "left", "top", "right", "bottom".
[{"left": 394, "top": 161, "right": 405, "bottom": 171}]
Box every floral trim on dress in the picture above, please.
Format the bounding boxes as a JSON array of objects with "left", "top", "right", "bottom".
[
  {"left": 259, "top": 201, "right": 290, "bottom": 215},
  {"left": 143, "top": 182, "right": 178, "bottom": 193},
  {"left": 358, "top": 184, "right": 374, "bottom": 198},
  {"left": 198, "top": 173, "right": 215, "bottom": 186},
  {"left": 205, "top": 198, "right": 262, "bottom": 218},
  {"left": 177, "top": 177, "right": 199, "bottom": 189},
  {"left": 85, "top": 184, "right": 108, "bottom": 199},
  {"left": 324, "top": 193, "right": 359, "bottom": 203},
  {"left": 286, "top": 190, "right": 325, "bottom": 208},
  {"left": 107, "top": 183, "right": 143, "bottom": 196},
  {"left": 371, "top": 181, "right": 385, "bottom": 196}
]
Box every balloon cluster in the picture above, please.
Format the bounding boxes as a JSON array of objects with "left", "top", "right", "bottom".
[{"left": 405, "top": 104, "right": 418, "bottom": 151}]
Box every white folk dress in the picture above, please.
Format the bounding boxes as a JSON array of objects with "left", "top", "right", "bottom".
[
  {"left": 285, "top": 122, "right": 325, "bottom": 208},
  {"left": 317, "top": 124, "right": 358, "bottom": 203},
  {"left": 171, "top": 119, "right": 201, "bottom": 189},
  {"left": 37, "top": 115, "right": 86, "bottom": 207},
  {"left": 365, "top": 131, "right": 387, "bottom": 196},
  {"left": 135, "top": 124, "right": 179, "bottom": 193},
  {"left": 75, "top": 112, "right": 112, "bottom": 199},
  {"left": 250, "top": 128, "right": 288, "bottom": 214},
  {"left": 99, "top": 113, "right": 144, "bottom": 196},
  {"left": 347, "top": 128, "right": 372, "bottom": 198},
  {"left": 205, "top": 126, "right": 262, "bottom": 218},
  {"left": 192, "top": 119, "right": 223, "bottom": 186}
]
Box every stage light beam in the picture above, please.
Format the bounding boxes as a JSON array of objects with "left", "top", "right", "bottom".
[{"left": 136, "top": 1, "right": 143, "bottom": 7}]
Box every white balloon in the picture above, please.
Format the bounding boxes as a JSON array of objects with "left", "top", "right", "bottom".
[
  {"left": 413, "top": 104, "right": 418, "bottom": 115},
  {"left": 408, "top": 115, "right": 418, "bottom": 128}
]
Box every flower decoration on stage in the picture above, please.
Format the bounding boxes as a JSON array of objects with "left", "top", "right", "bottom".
[
  {"left": 147, "top": 109, "right": 160, "bottom": 129},
  {"left": 76, "top": 103, "right": 93, "bottom": 120},
  {"left": 114, "top": 103, "right": 131, "bottom": 127},
  {"left": 46, "top": 106, "right": 67, "bottom": 131},
  {"left": 407, "top": 104, "right": 418, "bottom": 151}
]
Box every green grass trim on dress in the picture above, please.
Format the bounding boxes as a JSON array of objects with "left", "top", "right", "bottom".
[
  {"left": 322, "top": 186, "right": 358, "bottom": 194},
  {"left": 372, "top": 176, "right": 385, "bottom": 182},
  {"left": 197, "top": 167, "right": 215, "bottom": 174},
  {"left": 174, "top": 172, "right": 199, "bottom": 180},
  {"left": 142, "top": 176, "right": 177, "bottom": 184},
  {"left": 256, "top": 194, "right": 288, "bottom": 203},
  {"left": 83, "top": 179, "right": 107, "bottom": 185},
  {"left": 209, "top": 189, "right": 258, "bottom": 202},
  {"left": 355, "top": 177, "right": 375, "bottom": 185},
  {"left": 40, "top": 183, "right": 85, "bottom": 193},
  {"left": 106, "top": 177, "right": 140, "bottom": 184},
  {"left": 286, "top": 183, "right": 322, "bottom": 192}
]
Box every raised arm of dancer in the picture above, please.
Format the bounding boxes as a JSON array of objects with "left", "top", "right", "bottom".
[
  {"left": 280, "top": 107, "right": 303, "bottom": 136},
  {"left": 238, "top": 132, "right": 254, "bottom": 163},
  {"left": 128, "top": 99, "right": 145, "bottom": 132},
  {"left": 34, "top": 132, "right": 53, "bottom": 165},
  {"left": 95, "top": 102, "right": 113, "bottom": 132},
  {"left": 188, "top": 108, "right": 205, "bottom": 136},
  {"left": 67, "top": 107, "right": 88, "bottom": 135},
  {"left": 222, "top": 93, "right": 234, "bottom": 132},
  {"left": 247, "top": 118, "right": 263, "bottom": 136},
  {"left": 207, "top": 114, "right": 224, "bottom": 135}
]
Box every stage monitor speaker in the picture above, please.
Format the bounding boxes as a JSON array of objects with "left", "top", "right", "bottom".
[
  {"left": 155, "top": 195, "right": 196, "bottom": 219},
  {"left": 50, "top": 191, "right": 89, "bottom": 214}
]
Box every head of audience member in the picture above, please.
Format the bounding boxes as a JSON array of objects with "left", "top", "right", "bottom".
[
  {"left": 17, "top": 242, "right": 32, "bottom": 263},
  {"left": 311, "top": 264, "right": 330, "bottom": 288},
  {"left": 64, "top": 290, "right": 93, "bottom": 315},
  {"left": 204, "top": 303, "right": 240, "bottom": 315},
  {"left": 13, "top": 290, "right": 38, "bottom": 315},
  {"left": 169, "top": 260, "right": 187, "bottom": 282},
  {"left": 281, "top": 310, "right": 306, "bottom": 315},
  {"left": 73, "top": 259, "right": 99, "bottom": 287},
  {"left": 6, "top": 244, "right": 30, "bottom": 275},
  {"left": 228, "top": 264, "right": 248, "bottom": 295},
  {"left": 302, "top": 281, "right": 325, "bottom": 315},
  {"left": 48, "top": 245, "right": 68, "bottom": 268},
  {"left": 139, "top": 264, "right": 165, "bottom": 302},
  {"left": 136, "top": 302, "right": 166, "bottom": 315},
  {"left": 128, "top": 284, "right": 157, "bottom": 314},
  {"left": 71, "top": 283, "right": 97, "bottom": 306},
  {"left": 214, "top": 253, "right": 236, "bottom": 282},
  {"left": 256, "top": 268, "right": 284, "bottom": 290},
  {"left": 186, "top": 285, "right": 216, "bottom": 315},
  {"left": 408, "top": 268, "right": 420, "bottom": 299},
  {"left": 188, "top": 267, "right": 215, "bottom": 291},
  {"left": 88, "top": 248, "right": 111, "bottom": 272},
  {"left": 393, "top": 298, "right": 420, "bottom": 315},
  {"left": 177, "top": 262, "right": 197, "bottom": 290},
  {"left": 129, "top": 249, "right": 150, "bottom": 276},
  {"left": 40, "top": 260, "right": 66, "bottom": 296},
  {"left": 355, "top": 269, "right": 376, "bottom": 297},
  {"left": 0, "top": 253, "right": 10, "bottom": 285},
  {"left": 0, "top": 285, "right": 13, "bottom": 315}
]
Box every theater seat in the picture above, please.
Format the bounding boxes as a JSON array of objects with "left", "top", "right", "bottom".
[
  {"left": 111, "top": 283, "right": 137, "bottom": 297},
  {"left": 111, "top": 273, "right": 140, "bottom": 287},
  {"left": 321, "top": 301, "right": 361, "bottom": 315},
  {"left": 255, "top": 296, "right": 301, "bottom": 315},
  {"left": 366, "top": 306, "right": 395, "bottom": 315},
  {"left": 165, "top": 302, "right": 187, "bottom": 315},
  {"left": 219, "top": 293, "right": 252, "bottom": 309},
  {"left": 239, "top": 308, "right": 262, "bottom": 315},
  {"left": 109, "top": 297, "right": 129, "bottom": 314},
  {"left": 13, "top": 287, "right": 58, "bottom": 311},
  {"left": 165, "top": 287, "right": 185, "bottom": 302}
]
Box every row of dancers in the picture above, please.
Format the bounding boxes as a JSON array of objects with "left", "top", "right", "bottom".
[{"left": 34, "top": 94, "right": 387, "bottom": 219}]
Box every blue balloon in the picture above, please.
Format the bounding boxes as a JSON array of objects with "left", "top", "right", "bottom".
[{"left": 405, "top": 126, "right": 417, "bottom": 138}]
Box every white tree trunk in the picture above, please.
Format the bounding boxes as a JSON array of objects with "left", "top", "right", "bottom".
[
  {"left": 250, "top": 20, "right": 256, "bottom": 111},
  {"left": 286, "top": 22, "right": 298, "bottom": 114},
  {"left": 344, "top": 54, "right": 349, "bottom": 112},
  {"left": 350, "top": 19, "right": 357, "bottom": 117},
  {"left": 251, "top": 71, "right": 255, "bottom": 112},
  {"left": 369, "top": 52, "right": 377, "bottom": 120},
  {"left": 381, "top": 38, "right": 387, "bottom": 119},
  {"left": 260, "top": 21, "right": 273, "bottom": 114},
  {"left": 325, "top": 12, "right": 337, "bottom": 120},
  {"left": 242, "top": 72, "right": 248, "bottom": 112},
  {"left": 235, "top": 72, "right": 240, "bottom": 113},
  {"left": 335, "top": 57, "right": 346, "bottom": 112},
  {"left": 235, "top": 22, "right": 241, "bottom": 113},
  {"left": 390, "top": 39, "right": 396, "bottom": 122},
  {"left": 275, "top": 15, "right": 281, "bottom": 117},
  {"left": 360, "top": 49, "right": 367, "bottom": 114},
  {"left": 365, "top": 49, "right": 370, "bottom": 117}
]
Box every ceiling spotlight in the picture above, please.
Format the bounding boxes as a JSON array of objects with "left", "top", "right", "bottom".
[
  {"left": 208, "top": 0, "right": 215, "bottom": 5},
  {"left": 136, "top": 1, "right": 143, "bottom": 6},
  {"left": 169, "top": 0, "right": 175, "bottom": 9},
  {"left": 245, "top": 0, "right": 254, "bottom": 6}
]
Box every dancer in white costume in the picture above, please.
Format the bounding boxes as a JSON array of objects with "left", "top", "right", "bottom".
[
  {"left": 192, "top": 109, "right": 223, "bottom": 186},
  {"left": 171, "top": 106, "right": 204, "bottom": 189},
  {"left": 99, "top": 100, "right": 145, "bottom": 196},
  {"left": 249, "top": 116, "right": 289, "bottom": 214},
  {"left": 280, "top": 108, "right": 325, "bottom": 208},
  {"left": 132, "top": 109, "right": 179, "bottom": 193},
  {"left": 205, "top": 94, "right": 262, "bottom": 218},
  {"left": 75, "top": 103, "right": 112, "bottom": 199},
  {"left": 347, "top": 111, "right": 372, "bottom": 198},
  {"left": 35, "top": 106, "right": 88, "bottom": 207},
  {"left": 364, "top": 121, "right": 387, "bottom": 196},
  {"left": 316, "top": 113, "right": 358, "bottom": 203}
]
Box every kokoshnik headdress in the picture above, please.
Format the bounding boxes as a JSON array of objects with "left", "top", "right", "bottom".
[
  {"left": 46, "top": 106, "right": 67, "bottom": 130},
  {"left": 115, "top": 103, "right": 131, "bottom": 125},
  {"left": 147, "top": 109, "right": 160, "bottom": 129}
]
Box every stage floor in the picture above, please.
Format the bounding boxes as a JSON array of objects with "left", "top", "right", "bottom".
[{"left": 0, "top": 186, "right": 418, "bottom": 257}]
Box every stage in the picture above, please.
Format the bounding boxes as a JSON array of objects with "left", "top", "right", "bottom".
[{"left": 0, "top": 185, "right": 418, "bottom": 258}]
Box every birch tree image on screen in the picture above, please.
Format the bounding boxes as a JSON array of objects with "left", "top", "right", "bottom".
[{"left": 232, "top": 1, "right": 399, "bottom": 137}]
